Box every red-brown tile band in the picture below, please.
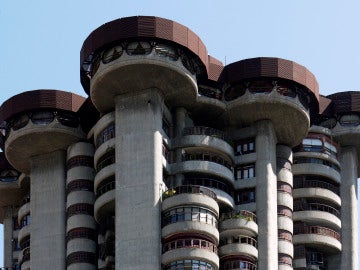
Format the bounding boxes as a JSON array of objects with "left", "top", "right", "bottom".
[
  {"left": 219, "top": 57, "right": 319, "bottom": 101},
  {"left": 80, "top": 16, "right": 210, "bottom": 92},
  {"left": 0, "top": 90, "right": 86, "bottom": 122},
  {"left": 327, "top": 91, "right": 360, "bottom": 114}
]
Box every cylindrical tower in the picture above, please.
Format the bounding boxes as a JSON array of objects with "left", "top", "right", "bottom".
[
  {"left": 220, "top": 57, "right": 319, "bottom": 270},
  {"left": 317, "top": 92, "right": 360, "bottom": 269},
  {"left": 80, "top": 16, "right": 213, "bottom": 270},
  {"left": 66, "top": 142, "right": 97, "bottom": 270},
  {"left": 0, "top": 90, "right": 86, "bottom": 270}
]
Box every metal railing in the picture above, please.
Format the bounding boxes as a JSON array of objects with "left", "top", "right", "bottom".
[
  {"left": 183, "top": 126, "right": 225, "bottom": 140},
  {"left": 294, "top": 202, "right": 340, "bottom": 217},
  {"left": 220, "top": 210, "right": 257, "bottom": 223},
  {"left": 163, "top": 238, "right": 217, "bottom": 253},
  {"left": 163, "top": 185, "right": 217, "bottom": 200},
  {"left": 294, "top": 225, "right": 340, "bottom": 241}
]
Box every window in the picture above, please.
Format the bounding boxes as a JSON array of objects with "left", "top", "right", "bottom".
[
  {"left": 235, "top": 189, "right": 255, "bottom": 204},
  {"left": 96, "top": 123, "right": 115, "bottom": 148},
  {"left": 236, "top": 164, "right": 255, "bottom": 180},
  {"left": 302, "top": 138, "right": 322, "bottom": 152},
  {"left": 235, "top": 139, "right": 255, "bottom": 155},
  {"left": 162, "top": 206, "right": 217, "bottom": 227}
]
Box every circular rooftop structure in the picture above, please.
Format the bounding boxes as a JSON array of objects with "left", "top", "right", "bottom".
[
  {"left": 80, "top": 16, "right": 212, "bottom": 99},
  {"left": 0, "top": 90, "right": 86, "bottom": 173}
]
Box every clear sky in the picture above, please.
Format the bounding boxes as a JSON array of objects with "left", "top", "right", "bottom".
[{"left": 1, "top": 0, "right": 360, "bottom": 266}]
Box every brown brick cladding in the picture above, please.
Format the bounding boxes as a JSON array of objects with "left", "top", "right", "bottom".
[
  {"left": 0, "top": 90, "right": 86, "bottom": 122},
  {"left": 219, "top": 57, "right": 319, "bottom": 101},
  {"left": 80, "top": 16, "right": 210, "bottom": 89},
  {"left": 326, "top": 91, "right": 360, "bottom": 115}
]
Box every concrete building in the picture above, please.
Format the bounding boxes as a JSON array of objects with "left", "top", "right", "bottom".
[{"left": 0, "top": 16, "right": 359, "bottom": 270}]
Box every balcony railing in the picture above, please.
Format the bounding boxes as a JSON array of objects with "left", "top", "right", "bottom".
[
  {"left": 294, "top": 225, "right": 340, "bottom": 241},
  {"left": 96, "top": 180, "right": 115, "bottom": 198},
  {"left": 184, "top": 177, "right": 233, "bottom": 196},
  {"left": 183, "top": 126, "right": 225, "bottom": 140},
  {"left": 182, "top": 152, "right": 233, "bottom": 170},
  {"left": 163, "top": 185, "right": 216, "bottom": 200},
  {"left": 294, "top": 179, "right": 340, "bottom": 195},
  {"left": 220, "top": 210, "right": 257, "bottom": 223},
  {"left": 162, "top": 238, "right": 217, "bottom": 253},
  {"left": 294, "top": 202, "right": 340, "bottom": 217}
]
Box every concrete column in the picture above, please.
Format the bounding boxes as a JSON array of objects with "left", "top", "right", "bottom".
[
  {"left": 255, "top": 120, "right": 278, "bottom": 270},
  {"left": 30, "top": 150, "right": 66, "bottom": 270},
  {"left": 339, "top": 146, "right": 358, "bottom": 270},
  {"left": 3, "top": 206, "right": 14, "bottom": 268},
  {"left": 115, "top": 89, "right": 163, "bottom": 270}
]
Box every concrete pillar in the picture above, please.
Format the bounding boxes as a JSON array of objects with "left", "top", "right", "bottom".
[
  {"left": 255, "top": 120, "right": 278, "bottom": 270},
  {"left": 115, "top": 89, "right": 163, "bottom": 270},
  {"left": 339, "top": 146, "right": 358, "bottom": 270},
  {"left": 30, "top": 150, "right": 66, "bottom": 270},
  {"left": 3, "top": 206, "right": 14, "bottom": 268}
]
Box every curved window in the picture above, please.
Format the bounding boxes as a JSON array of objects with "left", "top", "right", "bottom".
[
  {"left": 279, "top": 254, "right": 292, "bottom": 266},
  {"left": 31, "top": 111, "right": 54, "bottom": 125},
  {"left": 67, "top": 179, "right": 94, "bottom": 194},
  {"left": 183, "top": 177, "right": 233, "bottom": 196},
  {"left": 278, "top": 205, "right": 293, "bottom": 218},
  {"left": 66, "top": 227, "right": 96, "bottom": 242},
  {"left": 57, "top": 112, "right": 79, "bottom": 128},
  {"left": 126, "top": 41, "right": 152, "bottom": 55},
  {"left": 162, "top": 206, "right": 217, "bottom": 228},
  {"left": 20, "top": 214, "right": 31, "bottom": 228},
  {"left": 339, "top": 114, "right": 360, "bottom": 126},
  {"left": 102, "top": 45, "right": 123, "bottom": 64},
  {"left": 222, "top": 258, "right": 257, "bottom": 270},
  {"left": 277, "top": 182, "right": 292, "bottom": 195},
  {"left": 67, "top": 203, "right": 94, "bottom": 218},
  {"left": 163, "top": 260, "right": 215, "bottom": 270},
  {"left": 293, "top": 157, "right": 340, "bottom": 172},
  {"left": 12, "top": 114, "right": 29, "bottom": 130},
  {"left": 155, "top": 43, "right": 178, "bottom": 60},
  {"left": 182, "top": 151, "right": 233, "bottom": 170},
  {"left": 302, "top": 138, "right": 322, "bottom": 152},
  {"left": 278, "top": 229, "right": 292, "bottom": 242},
  {"left": 96, "top": 123, "right": 115, "bottom": 148},
  {"left": 67, "top": 155, "right": 93, "bottom": 170},
  {"left": 0, "top": 169, "right": 19, "bottom": 182},
  {"left": 162, "top": 237, "right": 217, "bottom": 253}
]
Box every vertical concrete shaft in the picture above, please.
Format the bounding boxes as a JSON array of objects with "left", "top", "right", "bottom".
[
  {"left": 115, "top": 89, "right": 163, "bottom": 270},
  {"left": 30, "top": 150, "right": 66, "bottom": 270},
  {"left": 3, "top": 206, "right": 14, "bottom": 267},
  {"left": 339, "top": 146, "right": 358, "bottom": 270},
  {"left": 174, "top": 107, "right": 187, "bottom": 187},
  {"left": 255, "top": 120, "right": 278, "bottom": 270}
]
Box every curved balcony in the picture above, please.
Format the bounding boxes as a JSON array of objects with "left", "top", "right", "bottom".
[
  {"left": 162, "top": 244, "right": 219, "bottom": 269},
  {"left": 183, "top": 177, "right": 234, "bottom": 207},
  {"left": 20, "top": 247, "right": 30, "bottom": 267},
  {"left": 162, "top": 221, "right": 219, "bottom": 245},
  {"left": 18, "top": 224, "right": 31, "bottom": 245},
  {"left": 176, "top": 126, "right": 233, "bottom": 157},
  {"left": 293, "top": 225, "right": 341, "bottom": 252},
  {"left": 219, "top": 211, "right": 258, "bottom": 237},
  {"left": 18, "top": 202, "right": 30, "bottom": 223},
  {"left": 293, "top": 203, "right": 341, "bottom": 230},
  {"left": 277, "top": 192, "right": 293, "bottom": 210},
  {"left": 162, "top": 185, "right": 219, "bottom": 215},
  {"left": 278, "top": 216, "right": 293, "bottom": 234},
  {"left": 162, "top": 259, "right": 217, "bottom": 270},
  {"left": 278, "top": 239, "right": 293, "bottom": 257},
  {"left": 94, "top": 138, "right": 115, "bottom": 166},
  {"left": 197, "top": 85, "right": 226, "bottom": 116},
  {"left": 5, "top": 110, "right": 85, "bottom": 173},
  {"left": 221, "top": 258, "right": 257, "bottom": 270},
  {"left": 94, "top": 189, "right": 115, "bottom": 223},
  {"left": 92, "top": 112, "right": 115, "bottom": 147},
  {"left": 171, "top": 160, "right": 234, "bottom": 184},
  {"left": 94, "top": 164, "right": 115, "bottom": 191},
  {"left": 224, "top": 78, "right": 313, "bottom": 147},
  {"left": 218, "top": 236, "right": 258, "bottom": 259},
  {"left": 293, "top": 163, "right": 340, "bottom": 184},
  {"left": 90, "top": 39, "right": 199, "bottom": 112}
]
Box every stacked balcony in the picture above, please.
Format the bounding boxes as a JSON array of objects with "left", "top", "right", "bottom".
[{"left": 161, "top": 185, "right": 219, "bottom": 269}]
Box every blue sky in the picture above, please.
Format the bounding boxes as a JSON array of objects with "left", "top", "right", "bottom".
[{"left": 1, "top": 0, "right": 360, "bottom": 266}]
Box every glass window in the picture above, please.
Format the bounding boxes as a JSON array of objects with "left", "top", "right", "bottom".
[{"left": 31, "top": 111, "right": 54, "bottom": 125}]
